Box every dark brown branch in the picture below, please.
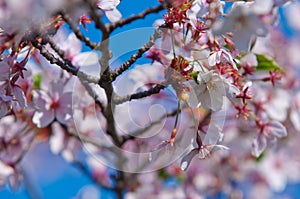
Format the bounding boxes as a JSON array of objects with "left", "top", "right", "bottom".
[
  {"left": 113, "top": 82, "right": 167, "bottom": 105},
  {"left": 84, "top": 0, "right": 108, "bottom": 33},
  {"left": 60, "top": 11, "right": 98, "bottom": 49},
  {"left": 107, "top": 4, "right": 165, "bottom": 32},
  {"left": 111, "top": 27, "right": 164, "bottom": 80},
  {"left": 43, "top": 36, "right": 76, "bottom": 69},
  {"left": 31, "top": 40, "right": 100, "bottom": 84}
]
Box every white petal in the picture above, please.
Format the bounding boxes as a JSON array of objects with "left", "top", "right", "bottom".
[
  {"left": 252, "top": 134, "right": 267, "bottom": 157},
  {"left": 105, "top": 9, "right": 122, "bottom": 23}
]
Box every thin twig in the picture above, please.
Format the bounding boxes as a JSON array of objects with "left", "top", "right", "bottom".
[
  {"left": 31, "top": 40, "right": 100, "bottom": 84},
  {"left": 111, "top": 27, "right": 164, "bottom": 80},
  {"left": 60, "top": 11, "right": 98, "bottom": 49},
  {"left": 43, "top": 36, "right": 76, "bottom": 69},
  {"left": 107, "top": 4, "right": 165, "bottom": 32},
  {"left": 84, "top": 0, "right": 108, "bottom": 33},
  {"left": 113, "top": 82, "right": 167, "bottom": 105}
]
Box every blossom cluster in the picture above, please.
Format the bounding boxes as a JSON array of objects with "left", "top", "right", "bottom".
[{"left": 0, "top": 0, "right": 299, "bottom": 198}]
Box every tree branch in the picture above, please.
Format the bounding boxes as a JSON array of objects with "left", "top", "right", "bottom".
[
  {"left": 60, "top": 11, "right": 98, "bottom": 49},
  {"left": 31, "top": 40, "right": 100, "bottom": 84},
  {"left": 43, "top": 36, "right": 76, "bottom": 69},
  {"left": 111, "top": 27, "right": 164, "bottom": 81},
  {"left": 107, "top": 4, "right": 165, "bottom": 32},
  {"left": 113, "top": 82, "right": 167, "bottom": 105},
  {"left": 84, "top": 0, "right": 108, "bottom": 33}
]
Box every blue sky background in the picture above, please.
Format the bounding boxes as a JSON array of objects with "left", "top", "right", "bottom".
[{"left": 1, "top": 0, "right": 300, "bottom": 199}]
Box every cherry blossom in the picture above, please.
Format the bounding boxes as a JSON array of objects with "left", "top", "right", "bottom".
[
  {"left": 96, "top": 0, "right": 122, "bottom": 22},
  {"left": 252, "top": 121, "right": 288, "bottom": 157},
  {"left": 187, "top": 71, "right": 239, "bottom": 111},
  {"left": 213, "top": 4, "right": 268, "bottom": 52},
  {"left": 32, "top": 80, "right": 72, "bottom": 128},
  {"left": 0, "top": 0, "right": 299, "bottom": 198}
]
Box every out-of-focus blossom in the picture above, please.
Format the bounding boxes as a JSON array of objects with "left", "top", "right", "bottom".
[
  {"left": 87, "top": 157, "right": 112, "bottom": 187},
  {"left": 213, "top": 4, "right": 268, "bottom": 52},
  {"left": 290, "top": 92, "right": 300, "bottom": 131},
  {"left": 252, "top": 121, "right": 287, "bottom": 157},
  {"left": 285, "top": 2, "right": 300, "bottom": 31},
  {"left": 32, "top": 80, "right": 72, "bottom": 128},
  {"left": 49, "top": 122, "right": 81, "bottom": 162}
]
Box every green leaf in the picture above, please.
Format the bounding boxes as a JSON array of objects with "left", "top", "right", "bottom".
[
  {"left": 224, "top": 44, "right": 231, "bottom": 51},
  {"left": 158, "top": 169, "right": 169, "bottom": 179},
  {"left": 33, "top": 74, "right": 42, "bottom": 89},
  {"left": 191, "top": 71, "right": 199, "bottom": 84},
  {"left": 255, "top": 54, "right": 284, "bottom": 72},
  {"left": 255, "top": 152, "right": 265, "bottom": 162}
]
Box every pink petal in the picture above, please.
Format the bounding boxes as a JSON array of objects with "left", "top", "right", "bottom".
[
  {"left": 59, "top": 92, "right": 72, "bottom": 106},
  {"left": 0, "top": 61, "right": 10, "bottom": 81},
  {"left": 56, "top": 106, "right": 72, "bottom": 125},
  {"left": 50, "top": 122, "right": 65, "bottom": 154},
  {"left": 49, "top": 81, "right": 64, "bottom": 100},
  {"left": 33, "top": 90, "right": 51, "bottom": 111},
  {"left": 266, "top": 121, "right": 288, "bottom": 138},
  {"left": 32, "top": 109, "right": 55, "bottom": 128},
  {"left": 252, "top": 133, "right": 267, "bottom": 157},
  {"left": 0, "top": 103, "right": 9, "bottom": 118},
  {"left": 12, "top": 86, "right": 27, "bottom": 108}
]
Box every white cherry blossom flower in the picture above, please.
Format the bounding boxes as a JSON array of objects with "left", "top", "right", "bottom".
[
  {"left": 187, "top": 71, "right": 240, "bottom": 111},
  {"left": 96, "top": 0, "right": 122, "bottom": 22},
  {"left": 208, "top": 49, "right": 237, "bottom": 70}
]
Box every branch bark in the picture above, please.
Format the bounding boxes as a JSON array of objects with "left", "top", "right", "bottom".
[
  {"left": 111, "top": 27, "right": 164, "bottom": 81},
  {"left": 31, "top": 40, "right": 100, "bottom": 84},
  {"left": 113, "top": 82, "right": 167, "bottom": 105},
  {"left": 107, "top": 4, "right": 165, "bottom": 32},
  {"left": 61, "top": 11, "right": 99, "bottom": 49}
]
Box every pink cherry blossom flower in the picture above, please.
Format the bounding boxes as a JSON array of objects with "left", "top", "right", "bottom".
[
  {"left": 32, "top": 80, "right": 72, "bottom": 128},
  {"left": 49, "top": 122, "right": 81, "bottom": 162},
  {"left": 252, "top": 121, "right": 287, "bottom": 157},
  {"left": 258, "top": 151, "right": 300, "bottom": 192},
  {"left": 0, "top": 94, "right": 12, "bottom": 118},
  {"left": 0, "top": 57, "right": 10, "bottom": 81}
]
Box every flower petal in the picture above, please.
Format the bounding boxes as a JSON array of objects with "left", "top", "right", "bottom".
[
  {"left": 252, "top": 133, "right": 267, "bottom": 157},
  {"left": 32, "top": 109, "right": 55, "bottom": 128},
  {"left": 105, "top": 9, "right": 122, "bottom": 23},
  {"left": 267, "top": 121, "right": 288, "bottom": 138}
]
